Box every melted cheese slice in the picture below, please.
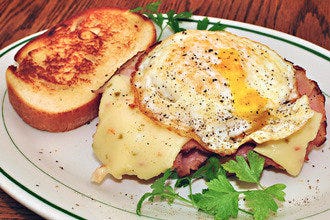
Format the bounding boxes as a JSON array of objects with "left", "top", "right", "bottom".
[
  {"left": 92, "top": 74, "right": 189, "bottom": 181},
  {"left": 92, "top": 71, "right": 321, "bottom": 181},
  {"left": 253, "top": 112, "right": 322, "bottom": 176}
]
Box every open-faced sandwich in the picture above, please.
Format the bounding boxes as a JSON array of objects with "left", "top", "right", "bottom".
[{"left": 92, "top": 29, "right": 326, "bottom": 181}]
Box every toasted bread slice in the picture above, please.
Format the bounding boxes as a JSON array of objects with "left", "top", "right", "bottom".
[{"left": 6, "top": 8, "right": 156, "bottom": 132}]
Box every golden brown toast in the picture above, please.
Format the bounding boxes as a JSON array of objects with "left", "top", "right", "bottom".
[{"left": 6, "top": 8, "right": 156, "bottom": 132}]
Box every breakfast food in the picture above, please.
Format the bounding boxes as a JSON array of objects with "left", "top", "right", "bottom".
[
  {"left": 6, "top": 8, "right": 156, "bottom": 132},
  {"left": 92, "top": 30, "right": 326, "bottom": 181},
  {"left": 172, "top": 64, "right": 327, "bottom": 177}
]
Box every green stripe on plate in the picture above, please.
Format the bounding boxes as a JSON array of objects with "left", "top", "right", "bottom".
[
  {"left": 1, "top": 89, "right": 85, "bottom": 220},
  {"left": 179, "top": 18, "right": 330, "bottom": 62},
  {"left": 0, "top": 38, "right": 34, "bottom": 58},
  {"left": 1, "top": 89, "right": 159, "bottom": 218},
  {"left": 0, "top": 167, "right": 86, "bottom": 220}
]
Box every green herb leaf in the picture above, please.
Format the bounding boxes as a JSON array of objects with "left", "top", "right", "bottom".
[
  {"left": 136, "top": 169, "right": 177, "bottom": 215},
  {"left": 197, "top": 190, "right": 239, "bottom": 219},
  {"left": 145, "top": 0, "right": 162, "bottom": 13},
  {"left": 243, "top": 183, "right": 286, "bottom": 220},
  {"left": 222, "top": 151, "right": 264, "bottom": 183},
  {"left": 264, "top": 183, "right": 286, "bottom": 201},
  {"left": 207, "top": 174, "right": 236, "bottom": 193},
  {"left": 130, "top": 6, "right": 143, "bottom": 13},
  {"left": 146, "top": 12, "right": 164, "bottom": 28},
  {"left": 208, "top": 22, "right": 227, "bottom": 31},
  {"left": 137, "top": 153, "right": 286, "bottom": 220},
  {"left": 174, "top": 176, "right": 191, "bottom": 188},
  {"left": 197, "top": 17, "right": 210, "bottom": 30},
  {"left": 150, "top": 169, "right": 173, "bottom": 196},
  {"left": 196, "top": 175, "right": 239, "bottom": 219},
  {"left": 247, "top": 150, "right": 265, "bottom": 181},
  {"left": 174, "top": 157, "right": 225, "bottom": 188},
  {"left": 131, "top": 0, "right": 223, "bottom": 41},
  {"left": 130, "top": 1, "right": 165, "bottom": 41},
  {"left": 192, "top": 156, "right": 226, "bottom": 181},
  {"left": 130, "top": 0, "right": 161, "bottom": 13},
  {"left": 136, "top": 192, "right": 152, "bottom": 215},
  {"left": 197, "top": 17, "right": 227, "bottom": 31},
  {"left": 175, "top": 11, "right": 193, "bottom": 19},
  {"left": 166, "top": 10, "right": 183, "bottom": 33},
  {"left": 244, "top": 190, "right": 279, "bottom": 220},
  {"left": 165, "top": 10, "right": 192, "bottom": 33},
  {"left": 139, "top": 3, "right": 165, "bottom": 29},
  {"left": 189, "top": 192, "right": 203, "bottom": 203}
]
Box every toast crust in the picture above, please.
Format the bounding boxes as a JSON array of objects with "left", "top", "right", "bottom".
[
  {"left": 6, "top": 8, "right": 156, "bottom": 132},
  {"left": 7, "top": 67, "right": 101, "bottom": 131}
]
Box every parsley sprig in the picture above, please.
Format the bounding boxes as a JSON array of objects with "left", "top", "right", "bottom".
[
  {"left": 131, "top": 1, "right": 226, "bottom": 41},
  {"left": 136, "top": 151, "right": 286, "bottom": 220},
  {"left": 197, "top": 17, "right": 227, "bottom": 31}
]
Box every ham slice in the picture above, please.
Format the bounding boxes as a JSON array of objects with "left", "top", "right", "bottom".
[
  {"left": 293, "top": 65, "right": 327, "bottom": 159},
  {"left": 173, "top": 140, "right": 210, "bottom": 177}
]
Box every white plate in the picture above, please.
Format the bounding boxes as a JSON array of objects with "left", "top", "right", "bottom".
[{"left": 1, "top": 16, "right": 329, "bottom": 220}]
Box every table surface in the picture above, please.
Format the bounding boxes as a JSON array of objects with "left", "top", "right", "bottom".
[{"left": 0, "top": 0, "right": 329, "bottom": 219}]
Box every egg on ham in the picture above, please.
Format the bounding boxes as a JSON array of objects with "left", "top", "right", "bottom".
[
  {"left": 132, "top": 30, "right": 315, "bottom": 155},
  {"left": 92, "top": 30, "right": 321, "bottom": 181}
]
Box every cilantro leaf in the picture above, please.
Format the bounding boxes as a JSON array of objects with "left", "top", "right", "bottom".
[
  {"left": 196, "top": 175, "right": 239, "bottom": 219},
  {"left": 244, "top": 190, "right": 279, "bottom": 220},
  {"left": 197, "top": 17, "right": 210, "bottom": 30},
  {"left": 222, "top": 151, "right": 264, "bottom": 183},
  {"left": 170, "top": 170, "right": 192, "bottom": 188}
]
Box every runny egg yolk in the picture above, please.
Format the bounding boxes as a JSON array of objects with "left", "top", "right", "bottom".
[{"left": 216, "top": 48, "right": 269, "bottom": 132}]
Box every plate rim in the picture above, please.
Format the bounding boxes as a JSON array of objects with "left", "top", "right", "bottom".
[{"left": 1, "top": 15, "right": 329, "bottom": 219}]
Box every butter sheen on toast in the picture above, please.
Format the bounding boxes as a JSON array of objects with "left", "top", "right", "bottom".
[{"left": 6, "top": 8, "right": 156, "bottom": 132}]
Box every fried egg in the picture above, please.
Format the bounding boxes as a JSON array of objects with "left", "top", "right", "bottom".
[{"left": 132, "top": 30, "right": 315, "bottom": 155}]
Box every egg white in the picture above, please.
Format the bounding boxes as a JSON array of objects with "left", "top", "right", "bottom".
[{"left": 132, "top": 30, "right": 315, "bottom": 155}]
